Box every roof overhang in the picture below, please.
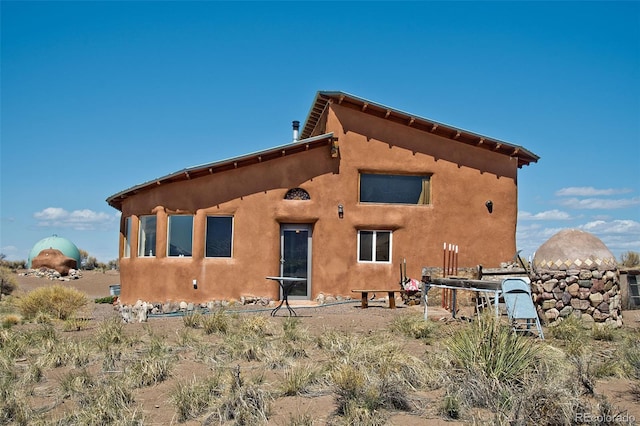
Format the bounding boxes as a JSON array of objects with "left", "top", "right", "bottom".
[
  {"left": 301, "top": 91, "right": 539, "bottom": 168},
  {"left": 106, "top": 132, "right": 335, "bottom": 211}
]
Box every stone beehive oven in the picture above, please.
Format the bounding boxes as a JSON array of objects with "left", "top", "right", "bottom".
[{"left": 531, "top": 229, "right": 622, "bottom": 328}]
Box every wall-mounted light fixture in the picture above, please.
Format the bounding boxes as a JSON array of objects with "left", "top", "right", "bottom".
[
  {"left": 338, "top": 204, "right": 344, "bottom": 219},
  {"left": 485, "top": 200, "right": 493, "bottom": 214}
]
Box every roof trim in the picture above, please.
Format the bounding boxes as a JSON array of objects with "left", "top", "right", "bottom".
[
  {"left": 106, "top": 132, "right": 335, "bottom": 211},
  {"left": 301, "top": 91, "right": 539, "bottom": 168}
]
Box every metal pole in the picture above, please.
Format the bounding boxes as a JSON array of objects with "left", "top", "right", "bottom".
[
  {"left": 442, "top": 242, "right": 446, "bottom": 308},
  {"left": 454, "top": 245, "right": 459, "bottom": 275}
]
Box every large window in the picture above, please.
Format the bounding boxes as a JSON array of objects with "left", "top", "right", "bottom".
[
  {"left": 205, "top": 216, "right": 233, "bottom": 257},
  {"left": 123, "top": 217, "right": 131, "bottom": 258},
  {"left": 358, "top": 230, "right": 392, "bottom": 263},
  {"left": 168, "top": 215, "right": 193, "bottom": 257},
  {"left": 138, "top": 215, "right": 157, "bottom": 257},
  {"left": 360, "top": 173, "right": 430, "bottom": 205}
]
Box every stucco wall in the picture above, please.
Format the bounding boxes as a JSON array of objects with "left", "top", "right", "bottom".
[{"left": 117, "top": 103, "right": 520, "bottom": 304}]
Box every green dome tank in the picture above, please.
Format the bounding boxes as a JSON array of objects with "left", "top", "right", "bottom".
[{"left": 27, "top": 235, "right": 82, "bottom": 269}]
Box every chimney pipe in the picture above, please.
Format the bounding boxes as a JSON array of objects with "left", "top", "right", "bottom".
[{"left": 292, "top": 120, "right": 300, "bottom": 142}]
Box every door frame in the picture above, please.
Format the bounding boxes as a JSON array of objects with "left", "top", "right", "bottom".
[{"left": 279, "top": 223, "right": 312, "bottom": 300}]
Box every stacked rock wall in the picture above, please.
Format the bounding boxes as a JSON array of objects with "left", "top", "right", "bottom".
[{"left": 531, "top": 268, "right": 622, "bottom": 328}]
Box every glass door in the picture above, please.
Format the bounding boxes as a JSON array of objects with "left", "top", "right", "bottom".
[{"left": 280, "top": 224, "right": 311, "bottom": 300}]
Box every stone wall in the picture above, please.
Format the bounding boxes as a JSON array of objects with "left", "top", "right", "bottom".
[{"left": 531, "top": 268, "right": 622, "bottom": 328}]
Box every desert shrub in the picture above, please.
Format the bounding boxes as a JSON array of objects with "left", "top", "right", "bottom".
[
  {"left": 322, "top": 331, "right": 432, "bottom": 390},
  {"left": 128, "top": 333, "right": 173, "bottom": 387},
  {"left": 204, "top": 366, "right": 271, "bottom": 425},
  {"left": 336, "top": 400, "right": 388, "bottom": 426},
  {"left": 34, "top": 311, "right": 53, "bottom": 324},
  {"left": 183, "top": 311, "right": 202, "bottom": 328},
  {"left": 279, "top": 364, "right": 319, "bottom": 396},
  {"left": 591, "top": 323, "right": 617, "bottom": 341},
  {"left": 17, "top": 285, "right": 88, "bottom": 320},
  {"left": 444, "top": 322, "right": 587, "bottom": 424},
  {"left": 94, "top": 295, "right": 117, "bottom": 304},
  {"left": 1, "top": 314, "right": 21, "bottom": 328},
  {"left": 285, "top": 412, "right": 315, "bottom": 426},
  {"left": 509, "top": 377, "right": 584, "bottom": 425},
  {"left": 631, "top": 383, "right": 640, "bottom": 402},
  {"left": 59, "top": 368, "right": 94, "bottom": 399},
  {"left": 29, "top": 322, "right": 58, "bottom": 343},
  {"left": 40, "top": 338, "right": 74, "bottom": 368},
  {"left": 390, "top": 313, "right": 435, "bottom": 340},
  {"left": 0, "top": 267, "right": 18, "bottom": 298},
  {"left": 58, "top": 376, "right": 144, "bottom": 425},
  {"left": 63, "top": 316, "right": 89, "bottom": 332},
  {"left": 441, "top": 391, "right": 461, "bottom": 419},
  {"left": 170, "top": 373, "right": 222, "bottom": 422},
  {"left": 547, "top": 314, "right": 589, "bottom": 344},
  {"left": 95, "top": 316, "right": 127, "bottom": 350},
  {"left": 446, "top": 314, "right": 540, "bottom": 385},
  {"left": 240, "top": 315, "right": 271, "bottom": 337},
  {"left": 323, "top": 332, "right": 428, "bottom": 420},
  {"left": 102, "top": 347, "right": 123, "bottom": 372},
  {"left": 621, "top": 329, "right": 640, "bottom": 379},
  {"left": 175, "top": 327, "right": 200, "bottom": 347},
  {"left": 202, "top": 309, "right": 231, "bottom": 334},
  {"left": 282, "top": 317, "right": 307, "bottom": 342},
  {"left": 129, "top": 354, "right": 172, "bottom": 387},
  {"left": 222, "top": 332, "right": 268, "bottom": 362},
  {"left": 143, "top": 327, "right": 170, "bottom": 357},
  {"left": 620, "top": 251, "right": 640, "bottom": 267},
  {"left": 0, "top": 391, "right": 33, "bottom": 426}
]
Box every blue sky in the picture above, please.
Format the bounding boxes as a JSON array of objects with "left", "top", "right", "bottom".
[{"left": 1, "top": 1, "right": 639, "bottom": 264}]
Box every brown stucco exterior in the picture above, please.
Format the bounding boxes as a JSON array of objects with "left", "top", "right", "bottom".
[{"left": 107, "top": 92, "right": 538, "bottom": 304}]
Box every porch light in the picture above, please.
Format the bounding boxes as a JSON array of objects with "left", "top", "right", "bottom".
[
  {"left": 485, "top": 200, "right": 493, "bottom": 214},
  {"left": 338, "top": 204, "right": 344, "bottom": 219}
]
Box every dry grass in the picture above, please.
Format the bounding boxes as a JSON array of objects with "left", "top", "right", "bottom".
[
  {"left": 0, "top": 277, "right": 639, "bottom": 425},
  {"left": 17, "top": 285, "right": 88, "bottom": 320}
]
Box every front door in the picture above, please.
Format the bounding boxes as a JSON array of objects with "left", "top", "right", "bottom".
[{"left": 280, "top": 224, "right": 311, "bottom": 300}]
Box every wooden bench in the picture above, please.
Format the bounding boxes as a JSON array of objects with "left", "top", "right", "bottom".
[{"left": 351, "top": 289, "right": 405, "bottom": 309}]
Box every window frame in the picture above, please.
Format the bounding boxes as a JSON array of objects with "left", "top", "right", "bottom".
[
  {"left": 138, "top": 215, "right": 157, "bottom": 257},
  {"left": 205, "top": 215, "right": 234, "bottom": 258},
  {"left": 167, "top": 215, "right": 194, "bottom": 257},
  {"left": 357, "top": 230, "right": 393, "bottom": 264},
  {"left": 123, "top": 216, "right": 131, "bottom": 258},
  {"left": 359, "top": 172, "right": 431, "bottom": 205}
]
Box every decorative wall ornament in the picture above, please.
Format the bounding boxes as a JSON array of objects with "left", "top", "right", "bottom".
[{"left": 284, "top": 188, "right": 310, "bottom": 200}]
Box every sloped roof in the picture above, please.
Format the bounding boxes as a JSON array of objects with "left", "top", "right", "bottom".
[
  {"left": 301, "top": 91, "right": 539, "bottom": 168},
  {"left": 106, "top": 132, "right": 335, "bottom": 211},
  {"left": 107, "top": 91, "right": 539, "bottom": 211}
]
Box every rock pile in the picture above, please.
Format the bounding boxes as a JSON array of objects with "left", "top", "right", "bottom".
[
  {"left": 531, "top": 268, "right": 622, "bottom": 328},
  {"left": 20, "top": 268, "right": 82, "bottom": 281},
  {"left": 31, "top": 248, "right": 78, "bottom": 275}
]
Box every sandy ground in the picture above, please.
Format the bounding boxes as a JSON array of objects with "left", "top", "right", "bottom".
[{"left": 9, "top": 270, "right": 640, "bottom": 425}]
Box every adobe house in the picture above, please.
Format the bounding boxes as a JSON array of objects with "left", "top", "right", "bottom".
[{"left": 106, "top": 91, "right": 539, "bottom": 305}]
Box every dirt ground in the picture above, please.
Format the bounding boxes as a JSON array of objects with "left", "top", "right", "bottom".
[{"left": 11, "top": 270, "right": 640, "bottom": 425}]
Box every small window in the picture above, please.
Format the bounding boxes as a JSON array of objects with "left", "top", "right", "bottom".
[
  {"left": 205, "top": 216, "right": 233, "bottom": 257},
  {"left": 123, "top": 217, "right": 131, "bottom": 258},
  {"left": 168, "top": 215, "right": 193, "bottom": 257},
  {"left": 358, "top": 230, "right": 392, "bottom": 263},
  {"left": 138, "top": 215, "right": 157, "bottom": 257},
  {"left": 360, "top": 173, "right": 430, "bottom": 205}
]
